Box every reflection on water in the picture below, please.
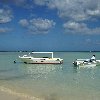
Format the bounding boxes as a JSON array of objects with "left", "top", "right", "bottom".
[
  {"left": 23, "top": 64, "right": 63, "bottom": 79},
  {"left": 0, "top": 74, "right": 28, "bottom": 81},
  {"left": 73, "top": 65, "right": 96, "bottom": 79},
  {"left": 73, "top": 66, "right": 79, "bottom": 73},
  {"left": 0, "top": 68, "right": 15, "bottom": 73},
  {"left": 72, "top": 65, "right": 99, "bottom": 90}
]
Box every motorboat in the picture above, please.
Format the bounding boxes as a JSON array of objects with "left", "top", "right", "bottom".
[
  {"left": 19, "top": 52, "right": 63, "bottom": 64},
  {"left": 73, "top": 59, "right": 100, "bottom": 67}
]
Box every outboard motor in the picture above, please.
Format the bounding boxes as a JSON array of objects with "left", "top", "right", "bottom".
[{"left": 73, "top": 61, "right": 77, "bottom": 66}]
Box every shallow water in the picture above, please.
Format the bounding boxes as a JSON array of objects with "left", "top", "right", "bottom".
[{"left": 0, "top": 52, "right": 100, "bottom": 100}]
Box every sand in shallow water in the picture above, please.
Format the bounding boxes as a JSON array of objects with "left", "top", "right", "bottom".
[{"left": 0, "top": 86, "right": 43, "bottom": 100}]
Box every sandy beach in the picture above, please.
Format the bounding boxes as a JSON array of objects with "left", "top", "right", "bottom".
[
  {"left": 0, "top": 86, "right": 42, "bottom": 100},
  {"left": 0, "top": 91, "right": 28, "bottom": 100}
]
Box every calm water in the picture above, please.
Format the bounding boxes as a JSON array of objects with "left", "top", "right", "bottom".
[{"left": 0, "top": 52, "right": 100, "bottom": 100}]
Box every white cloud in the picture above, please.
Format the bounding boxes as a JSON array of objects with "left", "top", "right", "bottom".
[
  {"left": 63, "top": 21, "right": 88, "bottom": 33},
  {"left": 13, "top": 0, "right": 27, "bottom": 5},
  {"left": 2, "top": 0, "right": 100, "bottom": 21},
  {"left": 12, "top": 0, "right": 33, "bottom": 8},
  {"left": 19, "top": 19, "right": 29, "bottom": 27},
  {"left": 63, "top": 21, "right": 87, "bottom": 31},
  {"left": 33, "top": 0, "right": 100, "bottom": 35},
  {"left": 33, "top": 0, "right": 100, "bottom": 21},
  {"left": 0, "top": 6, "right": 13, "bottom": 24},
  {"left": 1, "top": 0, "right": 100, "bottom": 21},
  {"left": 1, "top": 0, "right": 26, "bottom": 5},
  {"left": 1, "top": 0, "right": 33, "bottom": 9},
  {"left": 19, "top": 18, "right": 55, "bottom": 34},
  {"left": 33, "top": 0, "right": 47, "bottom": 6},
  {"left": 85, "top": 39, "right": 91, "bottom": 43},
  {"left": 63, "top": 21, "right": 100, "bottom": 34},
  {"left": 0, "top": 27, "right": 12, "bottom": 33},
  {"left": 85, "top": 39, "right": 100, "bottom": 46},
  {"left": 1, "top": 0, "right": 100, "bottom": 35},
  {"left": 87, "top": 9, "right": 100, "bottom": 16}
]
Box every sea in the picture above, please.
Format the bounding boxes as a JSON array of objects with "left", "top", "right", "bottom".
[{"left": 0, "top": 52, "right": 100, "bottom": 100}]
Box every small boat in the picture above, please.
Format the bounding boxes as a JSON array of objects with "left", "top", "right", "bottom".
[
  {"left": 73, "top": 59, "right": 100, "bottom": 67},
  {"left": 19, "top": 52, "right": 63, "bottom": 64}
]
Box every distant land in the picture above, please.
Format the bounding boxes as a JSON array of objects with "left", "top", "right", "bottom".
[{"left": 0, "top": 50, "right": 100, "bottom": 52}]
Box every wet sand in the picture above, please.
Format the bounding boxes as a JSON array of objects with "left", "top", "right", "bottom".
[
  {"left": 0, "top": 91, "right": 44, "bottom": 100},
  {"left": 0, "top": 91, "right": 29, "bottom": 100},
  {"left": 0, "top": 86, "right": 43, "bottom": 100}
]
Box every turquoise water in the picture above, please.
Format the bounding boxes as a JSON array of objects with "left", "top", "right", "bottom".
[{"left": 0, "top": 52, "right": 100, "bottom": 100}]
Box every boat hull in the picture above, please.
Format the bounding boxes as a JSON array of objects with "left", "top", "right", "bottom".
[
  {"left": 73, "top": 59, "right": 100, "bottom": 67},
  {"left": 19, "top": 57, "right": 63, "bottom": 64}
]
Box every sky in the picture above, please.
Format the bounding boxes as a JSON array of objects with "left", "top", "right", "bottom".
[{"left": 0, "top": 0, "right": 100, "bottom": 51}]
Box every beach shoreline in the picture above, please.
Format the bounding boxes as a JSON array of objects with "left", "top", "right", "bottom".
[
  {"left": 0, "top": 86, "right": 42, "bottom": 100},
  {"left": 0, "top": 91, "right": 26, "bottom": 100}
]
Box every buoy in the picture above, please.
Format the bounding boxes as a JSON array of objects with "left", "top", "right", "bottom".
[{"left": 14, "top": 61, "right": 16, "bottom": 63}]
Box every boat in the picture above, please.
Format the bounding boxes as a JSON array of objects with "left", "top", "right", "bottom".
[
  {"left": 19, "top": 52, "right": 63, "bottom": 64},
  {"left": 73, "top": 59, "right": 100, "bottom": 68}
]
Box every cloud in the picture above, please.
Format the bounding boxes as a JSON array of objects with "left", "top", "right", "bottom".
[
  {"left": 85, "top": 39, "right": 100, "bottom": 46},
  {"left": 12, "top": 0, "right": 33, "bottom": 8},
  {"left": 0, "top": 27, "right": 12, "bottom": 33},
  {"left": 1, "top": 0, "right": 100, "bottom": 35},
  {"left": 33, "top": 0, "right": 100, "bottom": 35},
  {"left": 33, "top": 0, "right": 100, "bottom": 21},
  {"left": 85, "top": 39, "right": 91, "bottom": 43},
  {"left": 19, "top": 18, "right": 55, "bottom": 34},
  {"left": 33, "top": 0, "right": 47, "bottom": 6},
  {"left": 0, "top": 6, "right": 13, "bottom": 24},
  {"left": 19, "top": 19, "right": 29, "bottom": 27},
  {"left": 0, "top": 0, "right": 33, "bottom": 9},
  {"left": 87, "top": 9, "right": 100, "bottom": 16},
  {"left": 1, "top": 0, "right": 100, "bottom": 21},
  {"left": 63, "top": 21, "right": 88, "bottom": 33},
  {"left": 1, "top": 0, "right": 26, "bottom": 5},
  {"left": 63, "top": 21, "right": 87, "bottom": 31},
  {"left": 63, "top": 21, "right": 100, "bottom": 34}
]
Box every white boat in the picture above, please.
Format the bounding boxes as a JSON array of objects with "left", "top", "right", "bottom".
[
  {"left": 19, "top": 52, "right": 63, "bottom": 64},
  {"left": 73, "top": 59, "right": 100, "bottom": 67}
]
